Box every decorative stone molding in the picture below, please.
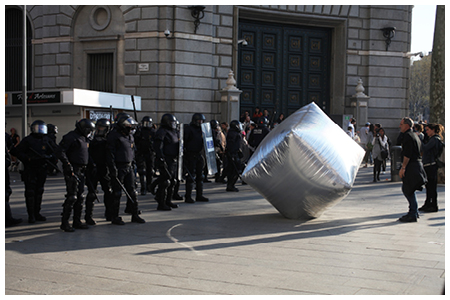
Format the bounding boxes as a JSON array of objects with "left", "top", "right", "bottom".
[{"left": 90, "top": 6, "right": 111, "bottom": 31}]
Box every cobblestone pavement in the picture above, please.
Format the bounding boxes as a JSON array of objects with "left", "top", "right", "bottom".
[{"left": 5, "top": 164, "right": 445, "bottom": 295}]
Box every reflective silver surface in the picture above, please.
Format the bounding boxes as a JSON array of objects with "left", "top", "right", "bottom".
[{"left": 242, "top": 102, "right": 365, "bottom": 219}]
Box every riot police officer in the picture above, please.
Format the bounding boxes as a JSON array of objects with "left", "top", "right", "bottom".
[
  {"left": 134, "top": 116, "right": 156, "bottom": 195},
  {"left": 85, "top": 118, "right": 113, "bottom": 224},
  {"left": 57, "top": 119, "right": 95, "bottom": 232},
  {"left": 106, "top": 115, "right": 145, "bottom": 225},
  {"left": 154, "top": 114, "right": 180, "bottom": 210},
  {"left": 248, "top": 116, "right": 270, "bottom": 151},
  {"left": 10, "top": 120, "right": 56, "bottom": 223},
  {"left": 183, "top": 113, "right": 209, "bottom": 203},
  {"left": 224, "top": 120, "right": 243, "bottom": 192}
]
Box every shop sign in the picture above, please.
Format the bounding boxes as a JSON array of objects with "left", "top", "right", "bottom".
[{"left": 12, "top": 91, "right": 61, "bottom": 105}]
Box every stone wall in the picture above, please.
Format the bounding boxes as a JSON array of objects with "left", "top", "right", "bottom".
[{"left": 24, "top": 4, "right": 413, "bottom": 132}]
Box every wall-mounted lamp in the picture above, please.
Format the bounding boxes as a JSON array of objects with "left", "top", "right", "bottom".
[
  {"left": 188, "top": 5, "right": 206, "bottom": 34},
  {"left": 381, "top": 27, "right": 396, "bottom": 51},
  {"left": 238, "top": 39, "right": 248, "bottom": 46},
  {"left": 406, "top": 51, "right": 424, "bottom": 58}
]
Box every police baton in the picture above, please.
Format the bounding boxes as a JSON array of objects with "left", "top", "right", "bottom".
[
  {"left": 29, "top": 147, "right": 63, "bottom": 174},
  {"left": 114, "top": 177, "right": 136, "bottom": 205}
]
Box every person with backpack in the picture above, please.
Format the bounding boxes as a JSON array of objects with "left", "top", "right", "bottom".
[{"left": 419, "top": 123, "right": 445, "bottom": 213}]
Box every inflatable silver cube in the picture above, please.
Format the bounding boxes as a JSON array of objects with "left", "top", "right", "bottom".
[{"left": 242, "top": 102, "right": 365, "bottom": 219}]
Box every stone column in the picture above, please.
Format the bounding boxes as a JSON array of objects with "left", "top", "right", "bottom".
[
  {"left": 349, "top": 78, "right": 370, "bottom": 129},
  {"left": 219, "top": 70, "right": 242, "bottom": 123}
]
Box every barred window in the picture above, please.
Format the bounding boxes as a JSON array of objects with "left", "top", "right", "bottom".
[
  {"left": 89, "top": 53, "right": 113, "bottom": 93},
  {"left": 5, "top": 7, "right": 32, "bottom": 92}
]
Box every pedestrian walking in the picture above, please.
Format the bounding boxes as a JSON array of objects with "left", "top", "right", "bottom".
[{"left": 398, "top": 117, "right": 427, "bottom": 222}]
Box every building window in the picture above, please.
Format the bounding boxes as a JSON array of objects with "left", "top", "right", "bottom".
[
  {"left": 5, "top": 7, "right": 32, "bottom": 92},
  {"left": 89, "top": 53, "right": 113, "bottom": 92}
]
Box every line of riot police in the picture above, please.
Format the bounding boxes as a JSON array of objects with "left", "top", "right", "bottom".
[{"left": 8, "top": 113, "right": 273, "bottom": 232}]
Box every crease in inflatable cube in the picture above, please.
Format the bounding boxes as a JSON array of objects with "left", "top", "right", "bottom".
[{"left": 242, "top": 102, "right": 365, "bottom": 219}]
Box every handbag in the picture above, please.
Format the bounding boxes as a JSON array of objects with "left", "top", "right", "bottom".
[{"left": 380, "top": 145, "right": 388, "bottom": 160}]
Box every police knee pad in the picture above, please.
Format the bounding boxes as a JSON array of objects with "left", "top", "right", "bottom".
[
  {"left": 160, "top": 179, "right": 170, "bottom": 189},
  {"left": 86, "top": 192, "right": 97, "bottom": 203},
  {"left": 64, "top": 195, "right": 77, "bottom": 206}
]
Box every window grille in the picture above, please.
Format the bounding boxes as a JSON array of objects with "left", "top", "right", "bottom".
[
  {"left": 89, "top": 53, "right": 114, "bottom": 93},
  {"left": 5, "top": 8, "right": 32, "bottom": 92}
]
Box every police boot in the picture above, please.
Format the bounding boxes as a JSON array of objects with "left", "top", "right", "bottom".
[
  {"left": 165, "top": 189, "right": 179, "bottom": 209},
  {"left": 34, "top": 196, "right": 47, "bottom": 221},
  {"left": 72, "top": 203, "right": 89, "bottom": 229},
  {"left": 196, "top": 181, "right": 209, "bottom": 202},
  {"left": 84, "top": 194, "right": 96, "bottom": 225},
  {"left": 139, "top": 175, "right": 147, "bottom": 195},
  {"left": 184, "top": 183, "right": 195, "bottom": 203},
  {"left": 103, "top": 190, "right": 113, "bottom": 221},
  {"left": 156, "top": 188, "right": 171, "bottom": 211},
  {"left": 172, "top": 181, "right": 183, "bottom": 200},
  {"left": 25, "top": 198, "right": 36, "bottom": 223},
  {"left": 418, "top": 198, "right": 432, "bottom": 211},
  {"left": 60, "top": 205, "right": 74, "bottom": 232}
]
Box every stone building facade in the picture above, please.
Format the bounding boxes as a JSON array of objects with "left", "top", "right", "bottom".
[{"left": 5, "top": 5, "right": 414, "bottom": 138}]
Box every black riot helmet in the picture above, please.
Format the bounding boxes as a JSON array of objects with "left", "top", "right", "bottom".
[
  {"left": 229, "top": 120, "right": 242, "bottom": 132},
  {"left": 257, "top": 117, "right": 269, "bottom": 128},
  {"left": 47, "top": 124, "right": 58, "bottom": 134},
  {"left": 30, "top": 120, "right": 47, "bottom": 136},
  {"left": 210, "top": 120, "right": 219, "bottom": 129},
  {"left": 141, "top": 116, "right": 153, "bottom": 128},
  {"left": 75, "top": 119, "right": 96, "bottom": 138},
  {"left": 191, "top": 113, "right": 206, "bottom": 127},
  {"left": 95, "top": 118, "right": 111, "bottom": 137},
  {"left": 114, "top": 112, "right": 130, "bottom": 123},
  {"left": 117, "top": 115, "right": 138, "bottom": 135},
  {"left": 161, "top": 114, "right": 177, "bottom": 130}
]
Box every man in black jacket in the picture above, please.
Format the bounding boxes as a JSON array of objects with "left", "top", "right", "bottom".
[
  {"left": 106, "top": 115, "right": 145, "bottom": 225},
  {"left": 10, "top": 120, "right": 57, "bottom": 224},
  {"left": 398, "top": 117, "right": 427, "bottom": 222},
  {"left": 183, "top": 113, "right": 209, "bottom": 203}
]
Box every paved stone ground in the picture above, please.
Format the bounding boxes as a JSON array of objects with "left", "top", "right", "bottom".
[{"left": 5, "top": 165, "right": 445, "bottom": 295}]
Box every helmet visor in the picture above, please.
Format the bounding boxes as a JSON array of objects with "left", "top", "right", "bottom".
[{"left": 32, "top": 124, "right": 47, "bottom": 134}]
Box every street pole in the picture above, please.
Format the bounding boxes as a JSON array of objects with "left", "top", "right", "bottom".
[{"left": 22, "top": 5, "right": 27, "bottom": 138}]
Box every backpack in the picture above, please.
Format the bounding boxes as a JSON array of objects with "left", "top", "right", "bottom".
[{"left": 435, "top": 136, "right": 445, "bottom": 168}]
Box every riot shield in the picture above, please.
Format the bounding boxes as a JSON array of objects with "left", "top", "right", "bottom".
[
  {"left": 201, "top": 122, "right": 218, "bottom": 175},
  {"left": 177, "top": 123, "right": 184, "bottom": 181}
]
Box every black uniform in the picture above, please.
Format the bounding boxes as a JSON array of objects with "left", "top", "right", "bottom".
[
  {"left": 134, "top": 126, "right": 156, "bottom": 195},
  {"left": 6, "top": 141, "right": 23, "bottom": 227},
  {"left": 10, "top": 128, "right": 57, "bottom": 223},
  {"left": 224, "top": 121, "right": 243, "bottom": 192},
  {"left": 57, "top": 125, "right": 92, "bottom": 232},
  {"left": 86, "top": 134, "right": 113, "bottom": 223},
  {"left": 106, "top": 116, "right": 145, "bottom": 225},
  {"left": 46, "top": 124, "right": 58, "bottom": 175},
  {"left": 154, "top": 116, "right": 180, "bottom": 210},
  {"left": 183, "top": 120, "right": 209, "bottom": 203}
]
